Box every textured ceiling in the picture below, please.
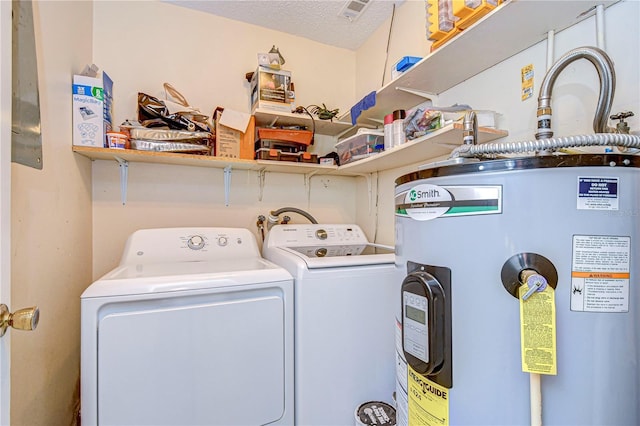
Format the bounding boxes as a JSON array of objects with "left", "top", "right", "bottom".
[{"left": 166, "top": 0, "right": 406, "bottom": 51}]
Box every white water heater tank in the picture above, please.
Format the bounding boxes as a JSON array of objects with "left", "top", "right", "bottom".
[{"left": 394, "top": 154, "right": 639, "bottom": 425}]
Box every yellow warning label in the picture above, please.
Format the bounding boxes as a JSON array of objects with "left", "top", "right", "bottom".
[
  {"left": 521, "top": 64, "right": 534, "bottom": 101},
  {"left": 519, "top": 285, "right": 557, "bottom": 375},
  {"left": 407, "top": 366, "right": 449, "bottom": 426}
]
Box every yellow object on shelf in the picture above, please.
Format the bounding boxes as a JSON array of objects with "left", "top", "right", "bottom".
[
  {"left": 427, "top": 0, "right": 458, "bottom": 41},
  {"left": 430, "top": 27, "right": 462, "bottom": 51},
  {"left": 453, "top": 0, "right": 500, "bottom": 29}
]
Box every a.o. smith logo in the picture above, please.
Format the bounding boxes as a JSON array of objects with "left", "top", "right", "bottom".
[{"left": 409, "top": 187, "right": 441, "bottom": 201}]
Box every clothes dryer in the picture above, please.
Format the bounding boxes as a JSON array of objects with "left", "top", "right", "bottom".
[
  {"left": 262, "top": 224, "right": 398, "bottom": 425},
  {"left": 81, "top": 227, "right": 293, "bottom": 426}
]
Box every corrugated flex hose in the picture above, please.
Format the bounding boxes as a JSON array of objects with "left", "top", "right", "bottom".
[
  {"left": 451, "top": 133, "right": 640, "bottom": 158},
  {"left": 266, "top": 207, "right": 318, "bottom": 230}
]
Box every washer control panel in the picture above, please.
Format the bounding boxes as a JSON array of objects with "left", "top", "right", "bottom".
[{"left": 265, "top": 224, "right": 370, "bottom": 247}]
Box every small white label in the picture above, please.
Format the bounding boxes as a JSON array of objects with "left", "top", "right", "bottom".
[
  {"left": 570, "top": 235, "right": 630, "bottom": 312},
  {"left": 577, "top": 177, "right": 619, "bottom": 210}
]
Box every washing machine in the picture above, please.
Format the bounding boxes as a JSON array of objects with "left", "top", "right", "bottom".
[
  {"left": 262, "top": 224, "right": 399, "bottom": 425},
  {"left": 81, "top": 227, "right": 294, "bottom": 426}
]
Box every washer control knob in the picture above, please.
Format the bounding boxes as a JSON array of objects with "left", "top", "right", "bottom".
[
  {"left": 187, "top": 235, "right": 205, "bottom": 250},
  {"left": 218, "top": 236, "right": 228, "bottom": 247},
  {"left": 315, "top": 247, "right": 327, "bottom": 257},
  {"left": 316, "top": 229, "right": 328, "bottom": 240}
]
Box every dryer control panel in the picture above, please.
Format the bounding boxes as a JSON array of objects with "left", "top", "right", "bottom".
[{"left": 119, "top": 227, "right": 261, "bottom": 265}]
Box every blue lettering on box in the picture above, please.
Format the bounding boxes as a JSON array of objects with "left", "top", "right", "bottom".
[{"left": 73, "top": 84, "right": 104, "bottom": 100}]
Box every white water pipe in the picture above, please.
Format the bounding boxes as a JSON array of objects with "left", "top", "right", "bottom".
[
  {"left": 596, "top": 4, "right": 605, "bottom": 50},
  {"left": 530, "top": 373, "right": 542, "bottom": 426},
  {"left": 546, "top": 30, "right": 555, "bottom": 71}
]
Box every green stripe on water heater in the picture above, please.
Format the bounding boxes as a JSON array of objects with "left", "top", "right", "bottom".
[{"left": 445, "top": 205, "right": 500, "bottom": 214}]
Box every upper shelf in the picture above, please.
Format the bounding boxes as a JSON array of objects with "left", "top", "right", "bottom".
[
  {"left": 341, "top": 0, "right": 619, "bottom": 125},
  {"left": 253, "top": 108, "right": 354, "bottom": 137},
  {"left": 337, "top": 123, "right": 507, "bottom": 175},
  {"left": 72, "top": 123, "right": 507, "bottom": 176}
]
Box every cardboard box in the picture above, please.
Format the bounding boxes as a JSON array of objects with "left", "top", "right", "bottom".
[
  {"left": 214, "top": 109, "right": 255, "bottom": 159},
  {"left": 250, "top": 66, "right": 293, "bottom": 113},
  {"left": 72, "top": 72, "right": 113, "bottom": 147}
]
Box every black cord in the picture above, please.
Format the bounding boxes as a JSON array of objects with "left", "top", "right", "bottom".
[
  {"left": 382, "top": 3, "right": 396, "bottom": 87},
  {"left": 294, "top": 106, "right": 316, "bottom": 145}
]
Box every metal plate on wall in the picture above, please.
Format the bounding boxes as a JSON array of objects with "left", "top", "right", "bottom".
[{"left": 12, "top": 0, "right": 42, "bottom": 169}]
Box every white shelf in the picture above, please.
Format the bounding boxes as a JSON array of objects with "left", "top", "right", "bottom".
[
  {"left": 73, "top": 123, "right": 507, "bottom": 176},
  {"left": 337, "top": 123, "right": 507, "bottom": 175},
  {"left": 341, "top": 0, "right": 618, "bottom": 125},
  {"left": 254, "top": 108, "right": 354, "bottom": 137}
]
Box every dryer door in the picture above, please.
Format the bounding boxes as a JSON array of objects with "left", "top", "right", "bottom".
[{"left": 97, "top": 287, "right": 285, "bottom": 425}]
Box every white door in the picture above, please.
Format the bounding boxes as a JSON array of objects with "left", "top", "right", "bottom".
[{"left": 0, "top": 0, "right": 11, "bottom": 422}]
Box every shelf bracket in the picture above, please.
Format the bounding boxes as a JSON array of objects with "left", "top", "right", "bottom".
[
  {"left": 304, "top": 170, "right": 319, "bottom": 205},
  {"left": 304, "top": 170, "right": 319, "bottom": 189},
  {"left": 114, "top": 156, "right": 128, "bottom": 205},
  {"left": 395, "top": 86, "right": 438, "bottom": 104},
  {"left": 223, "top": 165, "right": 232, "bottom": 206},
  {"left": 366, "top": 173, "right": 374, "bottom": 213},
  {"left": 354, "top": 173, "right": 375, "bottom": 213},
  {"left": 257, "top": 168, "right": 266, "bottom": 202}
]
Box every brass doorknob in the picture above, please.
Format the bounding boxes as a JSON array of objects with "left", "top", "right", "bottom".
[{"left": 0, "top": 304, "right": 39, "bottom": 337}]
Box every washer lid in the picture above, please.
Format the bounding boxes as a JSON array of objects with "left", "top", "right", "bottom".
[
  {"left": 277, "top": 244, "right": 395, "bottom": 268},
  {"left": 81, "top": 257, "right": 292, "bottom": 299}
]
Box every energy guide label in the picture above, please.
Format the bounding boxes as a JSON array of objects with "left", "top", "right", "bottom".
[{"left": 570, "top": 235, "right": 630, "bottom": 312}]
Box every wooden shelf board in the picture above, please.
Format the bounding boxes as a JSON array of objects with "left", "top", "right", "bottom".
[
  {"left": 73, "top": 146, "right": 338, "bottom": 174},
  {"left": 73, "top": 123, "right": 507, "bottom": 176}
]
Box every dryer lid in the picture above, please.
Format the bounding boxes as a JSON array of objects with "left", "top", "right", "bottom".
[{"left": 81, "top": 257, "right": 292, "bottom": 298}]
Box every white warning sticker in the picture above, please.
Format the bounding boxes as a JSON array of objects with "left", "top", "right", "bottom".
[{"left": 570, "top": 235, "right": 630, "bottom": 312}]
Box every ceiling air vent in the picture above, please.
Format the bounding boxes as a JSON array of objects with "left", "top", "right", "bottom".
[{"left": 339, "top": 0, "right": 372, "bottom": 22}]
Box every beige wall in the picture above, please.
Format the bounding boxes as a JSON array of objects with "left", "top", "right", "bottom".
[
  {"left": 9, "top": 1, "right": 639, "bottom": 424},
  {"left": 94, "top": 1, "right": 357, "bottom": 126},
  {"left": 90, "top": 1, "right": 360, "bottom": 278},
  {"left": 354, "top": 0, "right": 433, "bottom": 244},
  {"left": 11, "top": 1, "right": 94, "bottom": 425},
  {"left": 355, "top": 0, "right": 430, "bottom": 100}
]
